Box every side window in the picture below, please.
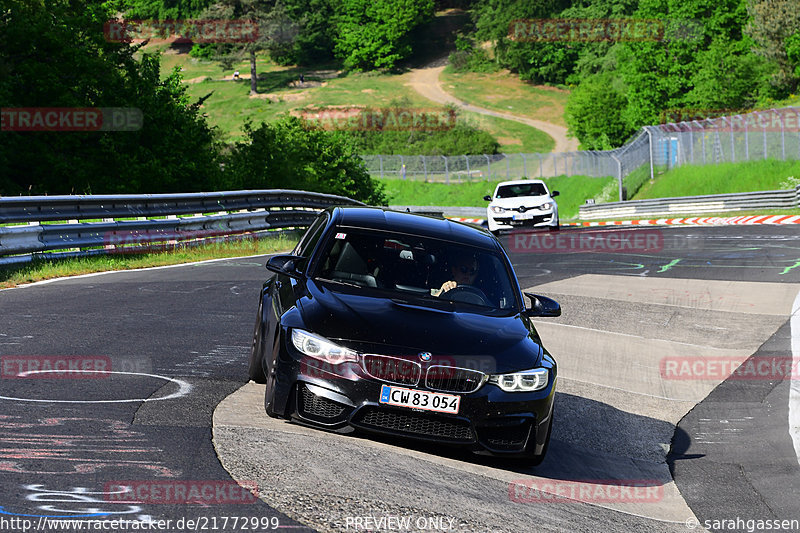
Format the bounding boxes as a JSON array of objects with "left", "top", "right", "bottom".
[{"left": 293, "top": 213, "right": 328, "bottom": 258}]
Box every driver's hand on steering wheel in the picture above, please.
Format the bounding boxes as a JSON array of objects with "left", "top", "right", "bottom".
[
  {"left": 438, "top": 280, "right": 457, "bottom": 294},
  {"left": 431, "top": 280, "right": 457, "bottom": 297}
]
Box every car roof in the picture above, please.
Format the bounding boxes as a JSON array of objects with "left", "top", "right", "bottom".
[{"left": 330, "top": 206, "right": 498, "bottom": 250}]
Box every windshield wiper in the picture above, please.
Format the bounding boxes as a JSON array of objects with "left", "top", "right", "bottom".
[{"left": 315, "top": 277, "right": 362, "bottom": 288}]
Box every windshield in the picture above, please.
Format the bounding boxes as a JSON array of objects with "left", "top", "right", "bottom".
[
  {"left": 496, "top": 183, "right": 548, "bottom": 198},
  {"left": 312, "top": 227, "right": 518, "bottom": 312}
]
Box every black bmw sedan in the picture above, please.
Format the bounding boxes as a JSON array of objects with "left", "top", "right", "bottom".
[{"left": 249, "top": 206, "right": 560, "bottom": 464}]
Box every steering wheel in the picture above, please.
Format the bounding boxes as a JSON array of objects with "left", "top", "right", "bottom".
[{"left": 442, "top": 285, "right": 491, "bottom": 306}]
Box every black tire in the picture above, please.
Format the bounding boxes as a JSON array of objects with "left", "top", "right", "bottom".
[
  {"left": 548, "top": 223, "right": 560, "bottom": 232},
  {"left": 529, "top": 411, "right": 553, "bottom": 467},
  {"left": 264, "top": 334, "right": 283, "bottom": 418},
  {"left": 248, "top": 299, "right": 267, "bottom": 383}
]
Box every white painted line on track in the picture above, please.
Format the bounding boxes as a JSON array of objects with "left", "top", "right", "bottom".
[
  {"left": 0, "top": 370, "right": 192, "bottom": 403},
  {"left": 790, "top": 289, "right": 800, "bottom": 466},
  {"left": 559, "top": 376, "right": 699, "bottom": 402},
  {"left": 0, "top": 252, "right": 280, "bottom": 292}
]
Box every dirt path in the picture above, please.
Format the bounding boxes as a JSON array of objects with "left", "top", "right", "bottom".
[{"left": 406, "top": 58, "right": 579, "bottom": 154}]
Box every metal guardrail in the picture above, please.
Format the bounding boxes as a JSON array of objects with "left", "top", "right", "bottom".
[
  {"left": 0, "top": 190, "right": 363, "bottom": 260},
  {"left": 578, "top": 186, "right": 800, "bottom": 220}
]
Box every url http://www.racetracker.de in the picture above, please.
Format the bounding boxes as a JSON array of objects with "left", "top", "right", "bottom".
[{"left": 0, "top": 515, "right": 283, "bottom": 532}]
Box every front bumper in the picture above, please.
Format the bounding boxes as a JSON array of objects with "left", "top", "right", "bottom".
[
  {"left": 278, "top": 355, "right": 556, "bottom": 458},
  {"left": 488, "top": 211, "right": 557, "bottom": 231}
]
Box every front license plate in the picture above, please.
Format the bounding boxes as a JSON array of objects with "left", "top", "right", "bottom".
[
  {"left": 513, "top": 213, "right": 534, "bottom": 220},
  {"left": 379, "top": 385, "right": 460, "bottom": 414}
]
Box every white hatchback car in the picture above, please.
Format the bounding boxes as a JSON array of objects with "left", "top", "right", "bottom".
[{"left": 484, "top": 180, "right": 560, "bottom": 234}]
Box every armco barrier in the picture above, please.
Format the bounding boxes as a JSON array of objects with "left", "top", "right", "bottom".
[
  {"left": 0, "top": 190, "right": 363, "bottom": 260},
  {"left": 578, "top": 186, "right": 800, "bottom": 220}
]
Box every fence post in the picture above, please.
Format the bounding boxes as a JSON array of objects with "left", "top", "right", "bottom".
[
  {"left": 611, "top": 153, "right": 623, "bottom": 201},
  {"left": 379, "top": 155, "right": 384, "bottom": 179},
  {"left": 443, "top": 155, "right": 449, "bottom": 184},
  {"left": 646, "top": 127, "right": 654, "bottom": 182},
  {"left": 744, "top": 115, "right": 749, "bottom": 160},
  {"left": 485, "top": 154, "right": 491, "bottom": 179},
  {"left": 701, "top": 123, "right": 706, "bottom": 164},
  {"left": 464, "top": 155, "right": 470, "bottom": 183}
]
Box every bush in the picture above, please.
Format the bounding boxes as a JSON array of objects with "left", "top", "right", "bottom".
[{"left": 222, "top": 117, "right": 386, "bottom": 205}]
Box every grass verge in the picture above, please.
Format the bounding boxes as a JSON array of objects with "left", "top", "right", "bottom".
[
  {"left": 0, "top": 234, "right": 298, "bottom": 289},
  {"left": 632, "top": 159, "right": 800, "bottom": 200}
]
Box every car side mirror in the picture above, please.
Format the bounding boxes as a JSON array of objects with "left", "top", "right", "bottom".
[
  {"left": 522, "top": 293, "right": 561, "bottom": 317},
  {"left": 483, "top": 195, "right": 492, "bottom": 202},
  {"left": 266, "top": 254, "right": 304, "bottom": 279},
  {"left": 551, "top": 190, "right": 560, "bottom": 197}
]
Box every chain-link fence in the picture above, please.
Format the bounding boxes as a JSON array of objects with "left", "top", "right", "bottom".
[
  {"left": 648, "top": 107, "right": 800, "bottom": 169},
  {"left": 358, "top": 151, "right": 619, "bottom": 183},
  {"left": 360, "top": 106, "right": 800, "bottom": 202}
]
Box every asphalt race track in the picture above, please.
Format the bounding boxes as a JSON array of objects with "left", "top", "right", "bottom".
[{"left": 1, "top": 224, "right": 799, "bottom": 533}]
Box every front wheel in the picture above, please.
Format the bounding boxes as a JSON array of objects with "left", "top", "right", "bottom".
[
  {"left": 248, "top": 300, "right": 267, "bottom": 383},
  {"left": 528, "top": 412, "right": 553, "bottom": 467}
]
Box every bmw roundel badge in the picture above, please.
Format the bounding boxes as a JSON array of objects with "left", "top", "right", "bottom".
[{"left": 418, "top": 352, "right": 432, "bottom": 362}]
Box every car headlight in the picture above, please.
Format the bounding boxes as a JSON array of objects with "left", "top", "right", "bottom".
[
  {"left": 539, "top": 202, "right": 553, "bottom": 211},
  {"left": 291, "top": 329, "right": 358, "bottom": 364},
  {"left": 489, "top": 368, "right": 549, "bottom": 392},
  {"left": 490, "top": 205, "right": 507, "bottom": 214}
]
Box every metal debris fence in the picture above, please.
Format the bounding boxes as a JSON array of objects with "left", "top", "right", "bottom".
[{"left": 360, "top": 107, "right": 800, "bottom": 202}]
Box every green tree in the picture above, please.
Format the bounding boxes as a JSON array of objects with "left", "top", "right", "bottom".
[
  {"left": 223, "top": 117, "right": 386, "bottom": 204},
  {"left": 270, "top": 0, "right": 337, "bottom": 65},
  {"left": 565, "top": 71, "right": 632, "bottom": 150},
  {"left": 120, "top": 0, "right": 213, "bottom": 19},
  {"left": 0, "top": 0, "right": 221, "bottom": 194},
  {"left": 618, "top": 0, "right": 762, "bottom": 128},
  {"left": 202, "top": 0, "right": 298, "bottom": 95},
  {"left": 746, "top": 0, "right": 800, "bottom": 96},
  {"left": 333, "top": 0, "right": 435, "bottom": 70}
]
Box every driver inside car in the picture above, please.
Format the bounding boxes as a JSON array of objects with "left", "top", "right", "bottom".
[{"left": 432, "top": 251, "right": 480, "bottom": 297}]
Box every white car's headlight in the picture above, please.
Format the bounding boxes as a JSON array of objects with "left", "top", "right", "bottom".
[
  {"left": 489, "top": 368, "right": 549, "bottom": 392},
  {"left": 291, "top": 329, "right": 358, "bottom": 364},
  {"left": 539, "top": 202, "right": 553, "bottom": 211},
  {"left": 490, "top": 205, "right": 507, "bottom": 214}
]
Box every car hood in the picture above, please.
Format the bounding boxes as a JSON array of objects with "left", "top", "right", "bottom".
[
  {"left": 490, "top": 196, "right": 553, "bottom": 209},
  {"left": 297, "top": 280, "right": 543, "bottom": 373}
]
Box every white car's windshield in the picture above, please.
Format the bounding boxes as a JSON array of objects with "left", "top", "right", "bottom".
[{"left": 496, "top": 183, "right": 548, "bottom": 198}]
